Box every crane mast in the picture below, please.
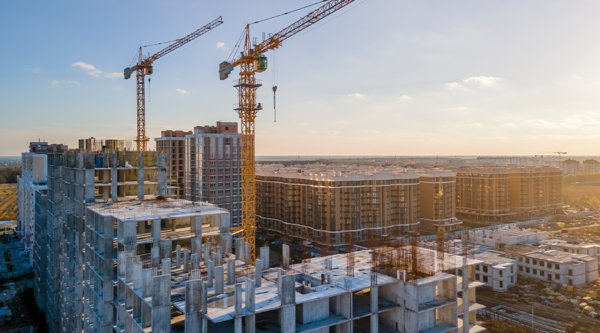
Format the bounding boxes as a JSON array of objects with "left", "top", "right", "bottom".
[
  {"left": 220, "top": 0, "right": 357, "bottom": 264},
  {"left": 125, "top": 17, "right": 224, "bottom": 152}
]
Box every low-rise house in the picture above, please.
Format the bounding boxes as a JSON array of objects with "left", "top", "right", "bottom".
[{"left": 514, "top": 250, "right": 598, "bottom": 286}]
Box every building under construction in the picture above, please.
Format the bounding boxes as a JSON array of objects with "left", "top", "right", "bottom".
[{"left": 255, "top": 164, "right": 420, "bottom": 248}]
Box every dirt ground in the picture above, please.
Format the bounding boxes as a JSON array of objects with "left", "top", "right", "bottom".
[{"left": 0, "top": 183, "right": 17, "bottom": 221}]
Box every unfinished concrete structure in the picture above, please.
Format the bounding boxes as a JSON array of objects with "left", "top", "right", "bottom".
[
  {"left": 17, "top": 153, "right": 48, "bottom": 256},
  {"left": 155, "top": 129, "right": 193, "bottom": 197},
  {"left": 256, "top": 164, "right": 421, "bottom": 247},
  {"left": 418, "top": 169, "right": 462, "bottom": 233},
  {"left": 36, "top": 150, "right": 172, "bottom": 332}
]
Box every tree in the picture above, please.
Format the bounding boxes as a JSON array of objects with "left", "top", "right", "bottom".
[{"left": 0, "top": 175, "right": 6, "bottom": 184}]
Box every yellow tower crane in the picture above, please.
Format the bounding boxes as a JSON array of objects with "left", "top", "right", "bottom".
[
  {"left": 219, "top": 0, "right": 358, "bottom": 263},
  {"left": 124, "top": 17, "right": 224, "bottom": 152}
]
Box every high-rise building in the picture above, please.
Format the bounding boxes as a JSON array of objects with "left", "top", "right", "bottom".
[
  {"left": 78, "top": 137, "right": 132, "bottom": 152},
  {"left": 562, "top": 158, "right": 580, "bottom": 175},
  {"left": 17, "top": 153, "right": 47, "bottom": 258},
  {"left": 155, "top": 130, "right": 193, "bottom": 197},
  {"left": 452, "top": 167, "right": 515, "bottom": 221},
  {"left": 185, "top": 121, "right": 241, "bottom": 227},
  {"left": 418, "top": 169, "right": 462, "bottom": 233},
  {"left": 508, "top": 166, "right": 562, "bottom": 218},
  {"left": 256, "top": 164, "right": 420, "bottom": 247},
  {"left": 583, "top": 159, "right": 600, "bottom": 174}
]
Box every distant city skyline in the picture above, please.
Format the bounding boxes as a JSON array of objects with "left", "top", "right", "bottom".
[{"left": 2, "top": 1, "right": 600, "bottom": 156}]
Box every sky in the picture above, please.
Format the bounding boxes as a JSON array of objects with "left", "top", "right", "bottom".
[{"left": 1, "top": 0, "right": 600, "bottom": 156}]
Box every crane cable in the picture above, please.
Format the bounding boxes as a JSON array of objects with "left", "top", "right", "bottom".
[{"left": 250, "top": 0, "right": 327, "bottom": 25}]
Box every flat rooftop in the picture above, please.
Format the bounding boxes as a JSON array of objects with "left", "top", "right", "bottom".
[
  {"left": 256, "top": 163, "right": 419, "bottom": 181},
  {"left": 522, "top": 250, "right": 595, "bottom": 264}
]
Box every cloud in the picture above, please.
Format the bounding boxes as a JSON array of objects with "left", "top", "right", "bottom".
[
  {"left": 502, "top": 122, "right": 517, "bottom": 128},
  {"left": 469, "top": 123, "right": 483, "bottom": 127},
  {"left": 399, "top": 95, "right": 411, "bottom": 100},
  {"left": 448, "top": 106, "right": 467, "bottom": 111},
  {"left": 176, "top": 89, "right": 190, "bottom": 95},
  {"left": 343, "top": 93, "right": 366, "bottom": 99},
  {"left": 71, "top": 62, "right": 121, "bottom": 78},
  {"left": 363, "top": 129, "right": 380, "bottom": 133},
  {"left": 462, "top": 76, "right": 502, "bottom": 86},
  {"left": 51, "top": 80, "right": 59, "bottom": 86},
  {"left": 445, "top": 82, "right": 464, "bottom": 89},
  {"left": 309, "top": 130, "right": 339, "bottom": 136},
  {"left": 24, "top": 68, "right": 40, "bottom": 73},
  {"left": 216, "top": 42, "right": 229, "bottom": 50}
]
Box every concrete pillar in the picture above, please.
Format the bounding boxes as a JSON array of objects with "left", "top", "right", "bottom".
[
  {"left": 236, "top": 238, "right": 245, "bottom": 261},
  {"left": 133, "top": 259, "right": 143, "bottom": 290},
  {"left": 151, "top": 247, "right": 160, "bottom": 268},
  {"left": 162, "top": 259, "right": 171, "bottom": 276},
  {"left": 215, "top": 266, "right": 224, "bottom": 295},
  {"left": 280, "top": 274, "right": 296, "bottom": 333},
  {"left": 142, "top": 269, "right": 153, "bottom": 297},
  {"left": 157, "top": 153, "right": 166, "bottom": 197},
  {"left": 161, "top": 240, "right": 172, "bottom": 259},
  {"left": 463, "top": 265, "right": 471, "bottom": 333},
  {"left": 228, "top": 258, "right": 236, "bottom": 285},
  {"left": 282, "top": 244, "right": 290, "bottom": 270},
  {"left": 176, "top": 244, "right": 181, "bottom": 269},
  {"left": 152, "top": 219, "right": 161, "bottom": 245},
  {"left": 245, "top": 279, "right": 256, "bottom": 333},
  {"left": 260, "top": 246, "right": 269, "bottom": 270},
  {"left": 84, "top": 154, "right": 95, "bottom": 203},
  {"left": 111, "top": 155, "right": 118, "bottom": 202},
  {"left": 151, "top": 275, "right": 171, "bottom": 333},
  {"left": 183, "top": 248, "right": 189, "bottom": 273},
  {"left": 201, "top": 281, "right": 208, "bottom": 332},
  {"left": 204, "top": 242, "right": 211, "bottom": 264},
  {"left": 255, "top": 259, "right": 262, "bottom": 288},
  {"left": 222, "top": 234, "right": 233, "bottom": 253},
  {"left": 195, "top": 215, "right": 203, "bottom": 238},
  {"left": 191, "top": 253, "right": 200, "bottom": 271},
  {"left": 234, "top": 283, "right": 243, "bottom": 333},
  {"left": 207, "top": 260, "right": 214, "bottom": 288},
  {"left": 245, "top": 242, "right": 250, "bottom": 266},
  {"left": 192, "top": 237, "right": 202, "bottom": 255},
  {"left": 185, "top": 278, "right": 203, "bottom": 333},
  {"left": 103, "top": 170, "right": 110, "bottom": 200},
  {"left": 216, "top": 247, "right": 223, "bottom": 266},
  {"left": 370, "top": 286, "right": 378, "bottom": 333}
]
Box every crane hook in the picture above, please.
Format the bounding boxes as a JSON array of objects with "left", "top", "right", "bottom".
[
  {"left": 148, "top": 77, "right": 151, "bottom": 102},
  {"left": 273, "top": 85, "right": 277, "bottom": 122}
]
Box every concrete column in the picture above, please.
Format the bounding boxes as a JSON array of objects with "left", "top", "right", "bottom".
[
  {"left": 236, "top": 238, "right": 244, "bottom": 261},
  {"left": 195, "top": 215, "right": 203, "bottom": 237},
  {"left": 157, "top": 153, "right": 166, "bottom": 197},
  {"left": 215, "top": 266, "right": 224, "bottom": 295},
  {"left": 137, "top": 153, "right": 144, "bottom": 200},
  {"left": 282, "top": 244, "right": 290, "bottom": 270},
  {"left": 176, "top": 245, "right": 181, "bottom": 269},
  {"left": 162, "top": 259, "right": 171, "bottom": 276},
  {"left": 142, "top": 269, "right": 153, "bottom": 297},
  {"left": 183, "top": 248, "right": 189, "bottom": 273},
  {"left": 207, "top": 260, "right": 214, "bottom": 288},
  {"left": 84, "top": 154, "right": 95, "bottom": 203},
  {"left": 222, "top": 234, "right": 232, "bottom": 253},
  {"left": 216, "top": 247, "right": 223, "bottom": 266},
  {"left": 245, "top": 279, "right": 256, "bottom": 333},
  {"left": 463, "top": 266, "right": 470, "bottom": 333},
  {"left": 151, "top": 275, "right": 171, "bottom": 333},
  {"left": 370, "top": 286, "right": 378, "bottom": 333},
  {"left": 204, "top": 242, "right": 211, "bottom": 264},
  {"left": 151, "top": 247, "right": 160, "bottom": 268},
  {"left": 191, "top": 253, "right": 200, "bottom": 271},
  {"left": 161, "top": 240, "right": 172, "bottom": 259},
  {"left": 280, "top": 274, "right": 297, "bottom": 333},
  {"left": 171, "top": 218, "right": 176, "bottom": 231},
  {"left": 111, "top": 155, "right": 118, "bottom": 202},
  {"left": 228, "top": 258, "right": 236, "bottom": 285},
  {"left": 152, "top": 219, "right": 161, "bottom": 245},
  {"left": 234, "top": 283, "right": 243, "bottom": 333},
  {"left": 201, "top": 281, "right": 208, "bottom": 333},
  {"left": 255, "top": 259, "right": 262, "bottom": 288},
  {"left": 192, "top": 237, "right": 202, "bottom": 255},
  {"left": 103, "top": 170, "right": 110, "bottom": 200},
  {"left": 260, "top": 246, "right": 270, "bottom": 270},
  {"left": 185, "top": 278, "right": 203, "bottom": 333},
  {"left": 133, "top": 259, "right": 143, "bottom": 290}
]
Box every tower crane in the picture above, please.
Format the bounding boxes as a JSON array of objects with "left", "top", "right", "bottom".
[
  {"left": 124, "top": 17, "right": 224, "bottom": 152},
  {"left": 554, "top": 151, "right": 567, "bottom": 165},
  {"left": 219, "top": 0, "right": 358, "bottom": 263}
]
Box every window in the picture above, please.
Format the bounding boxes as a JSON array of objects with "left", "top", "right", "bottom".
[
  {"left": 547, "top": 262, "right": 551, "bottom": 268},
  {"left": 477, "top": 265, "right": 481, "bottom": 271},
  {"left": 540, "top": 261, "right": 544, "bottom": 267},
  {"left": 218, "top": 190, "right": 223, "bottom": 195},
  {"left": 548, "top": 275, "right": 552, "bottom": 281},
  {"left": 519, "top": 266, "right": 523, "bottom": 272},
  {"left": 209, "top": 190, "right": 215, "bottom": 196},
  {"left": 525, "top": 258, "right": 530, "bottom": 264},
  {"left": 519, "top": 257, "right": 523, "bottom": 262},
  {"left": 568, "top": 269, "right": 573, "bottom": 276},
  {"left": 526, "top": 267, "right": 530, "bottom": 273},
  {"left": 483, "top": 276, "right": 488, "bottom": 283},
  {"left": 210, "top": 176, "right": 216, "bottom": 181},
  {"left": 225, "top": 168, "right": 230, "bottom": 173},
  {"left": 555, "top": 264, "right": 559, "bottom": 270},
  {"left": 218, "top": 168, "right": 223, "bottom": 173},
  {"left": 564, "top": 249, "right": 568, "bottom": 252},
  {"left": 511, "top": 276, "right": 514, "bottom": 283},
  {"left": 511, "top": 266, "right": 514, "bottom": 273},
  {"left": 225, "top": 189, "right": 230, "bottom": 195},
  {"left": 210, "top": 168, "right": 215, "bottom": 173},
  {"left": 499, "top": 281, "right": 503, "bottom": 288},
  {"left": 210, "top": 183, "right": 216, "bottom": 188},
  {"left": 499, "top": 270, "right": 503, "bottom": 277},
  {"left": 568, "top": 279, "right": 573, "bottom": 286},
  {"left": 210, "top": 161, "right": 216, "bottom": 166},
  {"left": 533, "top": 269, "right": 537, "bottom": 274},
  {"left": 533, "top": 259, "right": 537, "bottom": 265},
  {"left": 555, "top": 274, "right": 559, "bottom": 279},
  {"left": 218, "top": 183, "right": 223, "bottom": 187},
  {"left": 483, "top": 266, "right": 488, "bottom": 273},
  {"left": 476, "top": 274, "right": 480, "bottom": 280},
  {"left": 218, "top": 176, "right": 223, "bottom": 181},
  {"left": 540, "top": 271, "right": 545, "bottom": 276}
]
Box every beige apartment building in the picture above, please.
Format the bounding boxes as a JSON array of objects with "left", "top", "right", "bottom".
[
  {"left": 452, "top": 167, "right": 515, "bottom": 221},
  {"left": 155, "top": 130, "right": 192, "bottom": 197},
  {"left": 583, "top": 159, "right": 600, "bottom": 174},
  {"left": 508, "top": 166, "right": 562, "bottom": 218},
  {"left": 562, "top": 159, "right": 580, "bottom": 175},
  {"left": 256, "top": 164, "right": 420, "bottom": 247},
  {"left": 418, "top": 169, "right": 462, "bottom": 233}
]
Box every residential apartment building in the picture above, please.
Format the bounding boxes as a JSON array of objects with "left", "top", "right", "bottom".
[
  {"left": 514, "top": 250, "right": 598, "bottom": 286},
  {"left": 78, "top": 137, "right": 131, "bottom": 152},
  {"left": 452, "top": 167, "right": 515, "bottom": 221},
  {"left": 474, "top": 251, "right": 518, "bottom": 292},
  {"left": 155, "top": 130, "right": 192, "bottom": 197},
  {"left": 541, "top": 239, "right": 600, "bottom": 263},
  {"left": 562, "top": 159, "right": 580, "bottom": 175},
  {"left": 508, "top": 166, "right": 563, "bottom": 218},
  {"left": 17, "top": 153, "right": 47, "bottom": 257},
  {"left": 256, "top": 164, "right": 420, "bottom": 247},
  {"left": 583, "top": 159, "right": 600, "bottom": 174},
  {"left": 469, "top": 226, "right": 547, "bottom": 249},
  {"left": 185, "top": 121, "right": 241, "bottom": 227},
  {"left": 418, "top": 169, "right": 462, "bottom": 233}
]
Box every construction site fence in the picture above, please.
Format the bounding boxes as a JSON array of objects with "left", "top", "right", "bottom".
[
  {"left": 476, "top": 309, "right": 560, "bottom": 333},
  {"left": 411, "top": 218, "right": 550, "bottom": 242}
]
